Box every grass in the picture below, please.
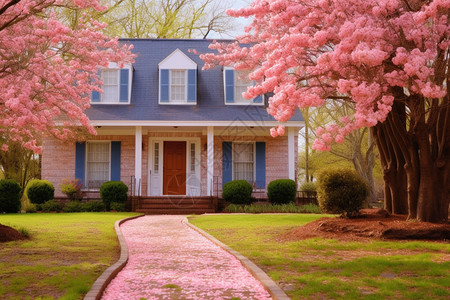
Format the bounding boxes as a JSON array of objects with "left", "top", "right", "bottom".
[
  {"left": 0, "top": 212, "right": 139, "bottom": 299},
  {"left": 224, "top": 203, "right": 321, "bottom": 213},
  {"left": 189, "top": 214, "right": 450, "bottom": 300}
]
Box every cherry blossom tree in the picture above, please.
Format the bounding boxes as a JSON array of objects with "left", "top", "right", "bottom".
[
  {"left": 0, "top": 0, "right": 134, "bottom": 153},
  {"left": 201, "top": 0, "right": 449, "bottom": 222}
]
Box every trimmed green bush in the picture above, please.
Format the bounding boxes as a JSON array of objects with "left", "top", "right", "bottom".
[
  {"left": 222, "top": 180, "right": 253, "bottom": 205},
  {"left": 0, "top": 179, "right": 22, "bottom": 213},
  {"left": 26, "top": 179, "right": 54, "bottom": 204},
  {"left": 100, "top": 181, "right": 128, "bottom": 210},
  {"left": 110, "top": 202, "right": 126, "bottom": 212},
  {"left": 317, "top": 168, "right": 369, "bottom": 216},
  {"left": 267, "top": 179, "right": 296, "bottom": 204},
  {"left": 41, "top": 200, "right": 62, "bottom": 212},
  {"left": 62, "top": 201, "right": 84, "bottom": 213},
  {"left": 83, "top": 201, "right": 106, "bottom": 212}
]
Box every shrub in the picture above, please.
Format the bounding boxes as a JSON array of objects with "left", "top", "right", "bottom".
[
  {"left": 83, "top": 201, "right": 106, "bottom": 212},
  {"left": 317, "top": 168, "right": 369, "bottom": 216},
  {"left": 62, "top": 201, "right": 84, "bottom": 213},
  {"left": 110, "top": 202, "right": 126, "bottom": 212},
  {"left": 222, "top": 180, "right": 253, "bottom": 205},
  {"left": 41, "top": 200, "right": 62, "bottom": 212},
  {"left": 24, "top": 203, "right": 37, "bottom": 213},
  {"left": 100, "top": 181, "right": 128, "bottom": 210},
  {"left": 0, "top": 179, "right": 22, "bottom": 213},
  {"left": 223, "top": 202, "right": 322, "bottom": 213},
  {"left": 61, "top": 179, "right": 83, "bottom": 201},
  {"left": 26, "top": 179, "right": 54, "bottom": 204},
  {"left": 299, "top": 181, "right": 317, "bottom": 193},
  {"left": 267, "top": 179, "right": 296, "bottom": 204}
]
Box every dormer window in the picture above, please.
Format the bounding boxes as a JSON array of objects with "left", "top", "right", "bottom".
[
  {"left": 159, "top": 49, "right": 197, "bottom": 105},
  {"left": 224, "top": 68, "right": 263, "bottom": 105},
  {"left": 91, "top": 63, "right": 133, "bottom": 104}
]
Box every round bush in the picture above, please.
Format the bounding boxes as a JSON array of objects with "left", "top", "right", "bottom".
[
  {"left": 100, "top": 181, "right": 128, "bottom": 210},
  {"left": 222, "top": 180, "right": 253, "bottom": 205},
  {"left": 267, "top": 179, "right": 296, "bottom": 204},
  {"left": 317, "top": 168, "right": 369, "bottom": 215},
  {"left": 26, "top": 179, "right": 54, "bottom": 204},
  {"left": 299, "top": 181, "right": 317, "bottom": 193},
  {"left": 0, "top": 179, "right": 21, "bottom": 213}
]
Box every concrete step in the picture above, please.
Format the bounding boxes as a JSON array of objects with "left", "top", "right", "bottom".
[{"left": 135, "top": 208, "right": 215, "bottom": 215}]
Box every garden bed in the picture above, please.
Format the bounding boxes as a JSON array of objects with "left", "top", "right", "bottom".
[{"left": 282, "top": 209, "right": 450, "bottom": 242}]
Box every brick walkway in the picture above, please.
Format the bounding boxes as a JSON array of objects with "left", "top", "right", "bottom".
[{"left": 102, "top": 215, "right": 272, "bottom": 300}]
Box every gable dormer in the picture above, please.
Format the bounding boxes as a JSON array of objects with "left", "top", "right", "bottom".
[{"left": 158, "top": 49, "right": 197, "bottom": 105}]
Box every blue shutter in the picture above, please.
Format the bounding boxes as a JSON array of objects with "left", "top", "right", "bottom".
[
  {"left": 160, "top": 69, "right": 169, "bottom": 103},
  {"left": 187, "top": 69, "right": 197, "bottom": 103},
  {"left": 119, "top": 69, "right": 129, "bottom": 102},
  {"left": 111, "top": 141, "right": 121, "bottom": 181},
  {"left": 222, "top": 142, "right": 232, "bottom": 186},
  {"left": 91, "top": 69, "right": 101, "bottom": 102},
  {"left": 253, "top": 95, "right": 263, "bottom": 104},
  {"left": 225, "top": 69, "right": 234, "bottom": 103},
  {"left": 255, "top": 142, "right": 266, "bottom": 189},
  {"left": 75, "top": 142, "right": 86, "bottom": 187}
]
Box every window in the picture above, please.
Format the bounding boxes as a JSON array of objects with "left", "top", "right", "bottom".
[
  {"left": 190, "top": 143, "right": 196, "bottom": 172},
  {"left": 159, "top": 69, "right": 197, "bottom": 104},
  {"left": 224, "top": 68, "right": 263, "bottom": 105},
  {"left": 86, "top": 142, "right": 110, "bottom": 189},
  {"left": 154, "top": 143, "right": 159, "bottom": 174},
  {"left": 170, "top": 70, "right": 186, "bottom": 102},
  {"left": 233, "top": 142, "right": 254, "bottom": 183},
  {"left": 91, "top": 63, "right": 132, "bottom": 104},
  {"left": 102, "top": 69, "right": 119, "bottom": 102},
  {"left": 158, "top": 49, "right": 197, "bottom": 104}
]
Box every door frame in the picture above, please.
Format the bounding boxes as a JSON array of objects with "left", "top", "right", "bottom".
[{"left": 148, "top": 137, "right": 201, "bottom": 196}]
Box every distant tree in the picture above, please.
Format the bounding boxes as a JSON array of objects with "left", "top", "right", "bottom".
[
  {"left": 201, "top": 0, "right": 449, "bottom": 222},
  {"left": 98, "top": 0, "right": 235, "bottom": 38},
  {"left": 0, "top": 0, "right": 134, "bottom": 153}
]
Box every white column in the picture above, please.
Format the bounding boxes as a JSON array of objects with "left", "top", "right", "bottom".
[
  {"left": 135, "top": 126, "right": 142, "bottom": 196},
  {"left": 288, "top": 127, "right": 295, "bottom": 181},
  {"left": 207, "top": 126, "right": 214, "bottom": 196}
]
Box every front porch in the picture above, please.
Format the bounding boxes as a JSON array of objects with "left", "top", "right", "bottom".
[{"left": 131, "top": 196, "right": 219, "bottom": 215}]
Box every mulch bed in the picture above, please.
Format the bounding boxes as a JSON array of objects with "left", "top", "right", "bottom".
[
  {"left": 0, "top": 224, "right": 26, "bottom": 242},
  {"left": 283, "top": 209, "right": 450, "bottom": 242}
]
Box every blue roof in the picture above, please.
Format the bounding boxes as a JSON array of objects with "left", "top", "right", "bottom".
[{"left": 85, "top": 39, "right": 304, "bottom": 123}]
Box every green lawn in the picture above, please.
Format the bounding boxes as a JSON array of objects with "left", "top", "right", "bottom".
[
  {"left": 189, "top": 214, "right": 450, "bottom": 299},
  {"left": 0, "top": 212, "right": 139, "bottom": 299}
]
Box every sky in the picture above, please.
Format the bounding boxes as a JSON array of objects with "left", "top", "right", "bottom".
[{"left": 208, "top": 0, "right": 252, "bottom": 39}]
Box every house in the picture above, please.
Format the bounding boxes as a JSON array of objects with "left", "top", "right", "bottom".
[{"left": 42, "top": 39, "right": 304, "bottom": 209}]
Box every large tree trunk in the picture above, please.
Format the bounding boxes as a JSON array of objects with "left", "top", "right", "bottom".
[{"left": 372, "top": 92, "right": 449, "bottom": 223}]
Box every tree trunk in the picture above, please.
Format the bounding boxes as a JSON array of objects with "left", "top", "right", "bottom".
[{"left": 372, "top": 93, "right": 449, "bottom": 222}]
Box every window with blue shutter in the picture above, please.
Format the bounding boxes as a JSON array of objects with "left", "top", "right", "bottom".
[
  {"left": 91, "top": 66, "right": 132, "bottom": 104},
  {"left": 75, "top": 142, "right": 86, "bottom": 188},
  {"left": 119, "top": 69, "right": 129, "bottom": 102},
  {"left": 160, "top": 69, "right": 170, "bottom": 103},
  {"left": 111, "top": 141, "right": 121, "bottom": 181},
  {"left": 225, "top": 69, "right": 235, "bottom": 103},
  {"left": 224, "top": 68, "right": 264, "bottom": 105},
  {"left": 187, "top": 69, "right": 197, "bottom": 103},
  {"left": 222, "top": 142, "right": 232, "bottom": 186},
  {"left": 255, "top": 142, "right": 266, "bottom": 189}
]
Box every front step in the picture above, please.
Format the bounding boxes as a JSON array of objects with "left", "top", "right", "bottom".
[
  {"left": 132, "top": 196, "right": 218, "bottom": 214},
  {"left": 135, "top": 208, "right": 215, "bottom": 215}
]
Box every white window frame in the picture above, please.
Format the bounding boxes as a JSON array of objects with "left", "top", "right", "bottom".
[
  {"left": 166, "top": 69, "right": 188, "bottom": 104},
  {"left": 224, "top": 67, "right": 264, "bottom": 106},
  {"left": 232, "top": 142, "right": 256, "bottom": 184},
  {"left": 91, "top": 62, "right": 132, "bottom": 105},
  {"left": 85, "top": 141, "right": 111, "bottom": 190}
]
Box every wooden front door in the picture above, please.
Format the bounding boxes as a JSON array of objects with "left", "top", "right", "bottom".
[{"left": 163, "top": 141, "right": 186, "bottom": 195}]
